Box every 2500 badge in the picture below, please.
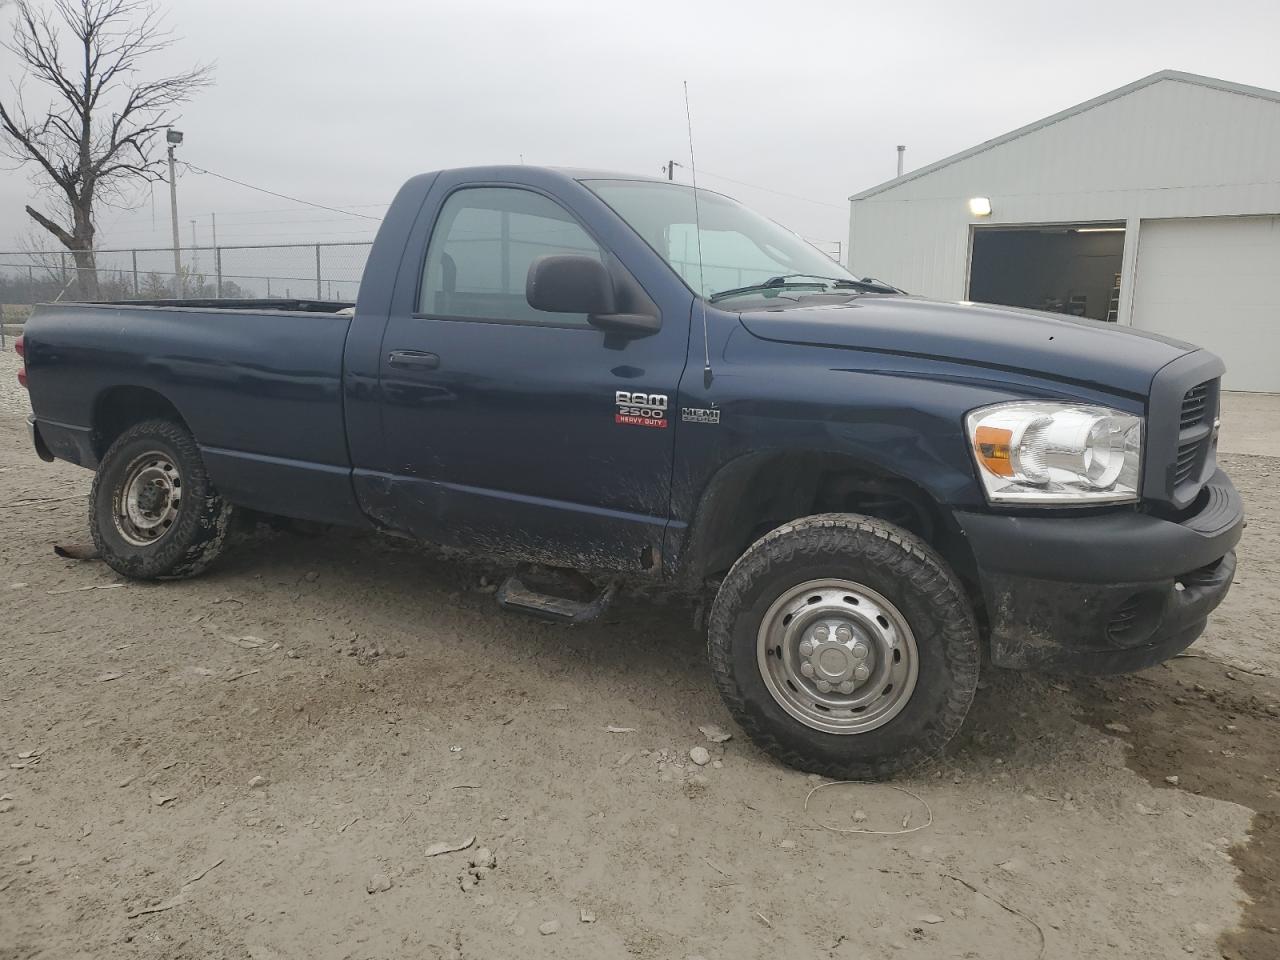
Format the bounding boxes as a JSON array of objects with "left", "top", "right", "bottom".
[{"left": 615, "top": 391, "right": 668, "bottom": 429}]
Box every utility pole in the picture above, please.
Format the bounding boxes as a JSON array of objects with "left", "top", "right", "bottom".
[
  {"left": 896, "top": 145, "right": 906, "bottom": 178},
  {"left": 190, "top": 219, "right": 198, "bottom": 278},
  {"left": 211, "top": 212, "right": 220, "bottom": 298},
  {"left": 666, "top": 160, "right": 683, "bottom": 181},
  {"left": 166, "top": 129, "right": 185, "bottom": 294}
]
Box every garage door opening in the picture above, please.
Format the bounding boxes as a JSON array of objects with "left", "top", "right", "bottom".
[{"left": 968, "top": 224, "right": 1126, "bottom": 321}]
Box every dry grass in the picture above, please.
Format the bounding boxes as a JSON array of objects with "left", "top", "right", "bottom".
[{"left": 1, "top": 303, "right": 33, "bottom": 324}]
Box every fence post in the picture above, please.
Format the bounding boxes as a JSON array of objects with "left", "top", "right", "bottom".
[
  {"left": 60, "top": 252, "right": 69, "bottom": 285},
  {"left": 315, "top": 244, "right": 322, "bottom": 299},
  {"left": 215, "top": 247, "right": 223, "bottom": 299},
  {"left": 132, "top": 250, "right": 139, "bottom": 297}
]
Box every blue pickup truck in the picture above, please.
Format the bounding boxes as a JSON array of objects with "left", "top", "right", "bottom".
[{"left": 17, "top": 165, "right": 1243, "bottom": 778}]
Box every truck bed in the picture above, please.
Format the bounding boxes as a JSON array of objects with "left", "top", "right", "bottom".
[{"left": 23, "top": 300, "right": 368, "bottom": 527}]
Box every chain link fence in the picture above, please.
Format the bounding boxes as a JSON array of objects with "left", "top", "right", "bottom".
[
  {"left": 0, "top": 241, "right": 373, "bottom": 327},
  {"left": 1, "top": 235, "right": 844, "bottom": 341}
]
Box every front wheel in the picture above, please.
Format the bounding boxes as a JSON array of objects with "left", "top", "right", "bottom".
[
  {"left": 89, "top": 419, "right": 233, "bottom": 580},
  {"left": 707, "top": 514, "right": 979, "bottom": 780}
]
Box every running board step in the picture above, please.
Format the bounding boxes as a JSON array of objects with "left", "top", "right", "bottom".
[{"left": 496, "top": 576, "right": 619, "bottom": 624}]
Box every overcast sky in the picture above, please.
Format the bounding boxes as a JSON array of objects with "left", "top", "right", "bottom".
[{"left": 3, "top": 0, "right": 1280, "bottom": 259}]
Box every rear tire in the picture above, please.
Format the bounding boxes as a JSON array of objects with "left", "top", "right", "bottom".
[
  {"left": 707, "top": 513, "right": 979, "bottom": 780},
  {"left": 89, "top": 419, "right": 232, "bottom": 580}
]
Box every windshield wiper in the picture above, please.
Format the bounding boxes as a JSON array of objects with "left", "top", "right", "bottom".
[
  {"left": 774, "top": 273, "right": 904, "bottom": 294},
  {"left": 708, "top": 278, "right": 823, "bottom": 303},
  {"left": 708, "top": 273, "right": 900, "bottom": 303}
]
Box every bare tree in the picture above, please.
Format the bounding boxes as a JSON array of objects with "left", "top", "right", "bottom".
[{"left": 0, "top": 0, "right": 211, "bottom": 297}]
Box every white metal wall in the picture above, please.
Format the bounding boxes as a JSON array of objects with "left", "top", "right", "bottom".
[
  {"left": 849, "top": 77, "right": 1280, "bottom": 304},
  {"left": 1130, "top": 216, "right": 1280, "bottom": 392}
]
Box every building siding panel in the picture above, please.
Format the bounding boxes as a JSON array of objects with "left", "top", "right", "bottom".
[{"left": 849, "top": 77, "right": 1280, "bottom": 303}]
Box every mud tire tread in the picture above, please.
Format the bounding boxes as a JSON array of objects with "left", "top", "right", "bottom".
[
  {"left": 707, "top": 513, "right": 979, "bottom": 780},
  {"left": 89, "top": 418, "right": 232, "bottom": 581}
]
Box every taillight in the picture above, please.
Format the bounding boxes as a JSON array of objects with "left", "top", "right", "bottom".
[{"left": 14, "top": 334, "right": 27, "bottom": 388}]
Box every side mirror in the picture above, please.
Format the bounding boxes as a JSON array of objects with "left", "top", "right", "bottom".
[
  {"left": 526, "top": 255, "right": 661, "bottom": 337},
  {"left": 527, "top": 254, "right": 615, "bottom": 315}
]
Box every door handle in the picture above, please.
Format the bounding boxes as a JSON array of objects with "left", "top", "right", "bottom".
[{"left": 387, "top": 349, "right": 440, "bottom": 370}]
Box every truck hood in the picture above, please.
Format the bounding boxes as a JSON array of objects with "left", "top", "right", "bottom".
[{"left": 737, "top": 295, "right": 1196, "bottom": 397}]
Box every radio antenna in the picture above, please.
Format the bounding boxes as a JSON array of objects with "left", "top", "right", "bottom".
[{"left": 683, "top": 81, "right": 712, "bottom": 384}]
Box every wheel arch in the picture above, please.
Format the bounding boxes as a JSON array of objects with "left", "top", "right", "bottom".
[
  {"left": 673, "top": 448, "right": 980, "bottom": 604},
  {"left": 90, "top": 386, "right": 193, "bottom": 460}
]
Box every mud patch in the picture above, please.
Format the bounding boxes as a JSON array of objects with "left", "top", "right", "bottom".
[{"left": 1073, "top": 655, "right": 1280, "bottom": 960}]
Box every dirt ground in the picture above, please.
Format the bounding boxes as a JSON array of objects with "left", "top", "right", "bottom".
[{"left": 2, "top": 349, "right": 1278, "bottom": 960}]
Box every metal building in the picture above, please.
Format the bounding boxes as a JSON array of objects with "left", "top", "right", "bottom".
[{"left": 848, "top": 70, "right": 1280, "bottom": 392}]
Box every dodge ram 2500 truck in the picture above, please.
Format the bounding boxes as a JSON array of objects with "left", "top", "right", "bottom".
[{"left": 17, "top": 165, "right": 1243, "bottom": 779}]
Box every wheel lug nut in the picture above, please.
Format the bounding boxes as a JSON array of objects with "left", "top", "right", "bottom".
[
  {"left": 853, "top": 665, "right": 870, "bottom": 682},
  {"left": 838, "top": 681, "right": 856, "bottom": 694},
  {"left": 798, "top": 639, "right": 813, "bottom": 656},
  {"left": 814, "top": 625, "right": 829, "bottom": 641},
  {"left": 815, "top": 679, "right": 832, "bottom": 694},
  {"left": 800, "top": 662, "right": 815, "bottom": 678},
  {"left": 836, "top": 625, "right": 852, "bottom": 642},
  {"left": 851, "top": 643, "right": 868, "bottom": 660}
]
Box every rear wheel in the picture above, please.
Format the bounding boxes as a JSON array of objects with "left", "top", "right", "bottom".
[
  {"left": 707, "top": 513, "right": 979, "bottom": 780},
  {"left": 90, "top": 419, "right": 232, "bottom": 580}
]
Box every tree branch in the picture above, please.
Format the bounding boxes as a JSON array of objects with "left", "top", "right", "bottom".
[
  {"left": 3, "top": 1, "right": 85, "bottom": 116},
  {"left": 0, "top": 0, "right": 214, "bottom": 256},
  {"left": 0, "top": 96, "right": 77, "bottom": 196},
  {"left": 24, "top": 205, "right": 77, "bottom": 248}
]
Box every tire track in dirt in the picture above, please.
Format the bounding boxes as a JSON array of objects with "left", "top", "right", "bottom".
[{"left": 1074, "top": 657, "right": 1280, "bottom": 960}]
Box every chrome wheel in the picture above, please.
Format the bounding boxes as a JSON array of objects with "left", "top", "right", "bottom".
[
  {"left": 757, "top": 578, "right": 919, "bottom": 734},
  {"left": 113, "top": 452, "right": 182, "bottom": 546}
]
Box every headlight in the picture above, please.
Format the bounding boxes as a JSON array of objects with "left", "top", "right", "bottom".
[{"left": 966, "top": 402, "right": 1142, "bottom": 504}]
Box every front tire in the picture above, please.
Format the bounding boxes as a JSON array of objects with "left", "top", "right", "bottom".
[
  {"left": 89, "top": 419, "right": 233, "bottom": 580},
  {"left": 707, "top": 514, "right": 979, "bottom": 780}
]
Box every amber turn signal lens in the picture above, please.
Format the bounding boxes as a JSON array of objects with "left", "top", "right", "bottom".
[{"left": 974, "top": 425, "right": 1014, "bottom": 477}]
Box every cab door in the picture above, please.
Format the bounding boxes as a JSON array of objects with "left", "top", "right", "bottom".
[{"left": 368, "top": 178, "right": 690, "bottom": 573}]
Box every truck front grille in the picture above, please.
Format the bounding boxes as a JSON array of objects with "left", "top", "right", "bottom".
[
  {"left": 1170, "top": 379, "right": 1218, "bottom": 498},
  {"left": 1143, "top": 357, "right": 1223, "bottom": 510},
  {"left": 1179, "top": 382, "right": 1211, "bottom": 429},
  {"left": 1173, "top": 438, "right": 1201, "bottom": 486}
]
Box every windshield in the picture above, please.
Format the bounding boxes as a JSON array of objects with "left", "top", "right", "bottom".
[{"left": 583, "top": 179, "right": 859, "bottom": 300}]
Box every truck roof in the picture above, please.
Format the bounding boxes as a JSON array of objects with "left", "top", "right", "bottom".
[{"left": 426, "top": 164, "right": 669, "bottom": 184}]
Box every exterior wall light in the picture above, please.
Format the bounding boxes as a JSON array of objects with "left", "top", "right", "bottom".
[{"left": 968, "top": 197, "right": 992, "bottom": 217}]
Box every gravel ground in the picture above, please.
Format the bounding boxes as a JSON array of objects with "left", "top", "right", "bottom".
[
  {"left": 0, "top": 346, "right": 29, "bottom": 422},
  {"left": 1, "top": 346, "right": 1277, "bottom": 960}
]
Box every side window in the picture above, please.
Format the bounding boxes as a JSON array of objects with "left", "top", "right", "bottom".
[{"left": 419, "top": 187, "right": 603, "bottom": 324}]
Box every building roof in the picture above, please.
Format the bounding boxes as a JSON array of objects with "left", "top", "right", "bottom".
[{"left": 849, "top": 70, "right": 1280, "bottom": 202}]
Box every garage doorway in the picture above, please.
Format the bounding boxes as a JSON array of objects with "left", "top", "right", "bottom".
[{"left": 968, "top": 224, "right": 1126, "bottom": 322}]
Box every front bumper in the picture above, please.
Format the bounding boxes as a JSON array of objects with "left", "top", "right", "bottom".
[{"left": 955, "top": 469, "right": 1243, "bottom": 674}]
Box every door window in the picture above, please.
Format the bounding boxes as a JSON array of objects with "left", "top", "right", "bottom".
[{"left": 419, "top": 187, "right": 603, "bottom": 324}]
